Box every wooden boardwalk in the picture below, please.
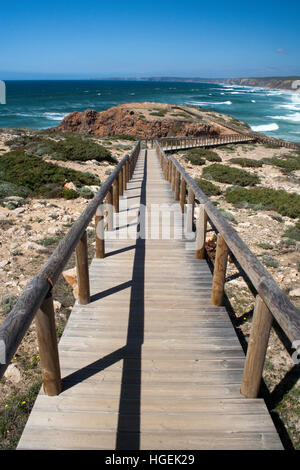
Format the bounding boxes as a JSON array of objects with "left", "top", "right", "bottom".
[{"left": 18, "top": 149, "right": 283, "bottom": 450}]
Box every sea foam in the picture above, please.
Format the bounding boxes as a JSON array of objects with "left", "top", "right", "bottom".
[{"left": 251, "top": 123, "right": 279, "bottom": 131}]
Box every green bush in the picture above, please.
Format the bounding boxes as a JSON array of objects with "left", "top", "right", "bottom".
[
  {"left": 79, "top": 187, "right": 95, "bottom": 199},
  {"left": 63, "top": 189, "right": 78, "bottom": 199},
  {"left": 225, "top": 187, "right": 300, "bottom": 219},
  {"left": 0, "top": 151, "right": 100, "bottom": 198},
  {"left": 194, "top": 178, "right": 222, "bottom": 196},
  {"left": 219, "top": 208, "right": 238, "bottom": 224},
  {"left": 37, "top": 236, "right": 62, "bottom": 246},
  {"left": 230, "top": 158, "right": 263, "bottom": 168},
  {"left": 185, "top": 153, "right": 205, "bottom": 165},
  {"left": 187, "top": 148, "right": 221, "bottom": 163},
  {"left": 262, "top": 253, "right": 279, "bottom": 268},
  {"left": 202, "top": 164, "right": 260, "bottom": 186},
  {"left": 6, "top": 134, "right": 116, "bottom": 164},
  {"left": 262, "top": 156, "right": 300, "bottom": 172},
  {"left": 0, "top": 182, "right": 31, "bottom": 199},
  {"left": 282, "top": 221, "right": 300, "bottom": 241},
  {"left": 258, "top": 242, "right": 274, "bottom": 250},
  {"left": 1, "top": 295, "right": 18, "bottom": 315}
]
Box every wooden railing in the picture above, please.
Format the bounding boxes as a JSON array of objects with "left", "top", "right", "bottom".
[
  {"left": 155, "top": 140, "right": 300, "bottom": 398},
  {"left": 157, "top": 133, "right": 255, "bottom": 151},
  {"left": 174, "top": 105, "right": 300, "bottom": 150},
  {"left": 0, "top": 141, "right": 141, "bottom": 395}
]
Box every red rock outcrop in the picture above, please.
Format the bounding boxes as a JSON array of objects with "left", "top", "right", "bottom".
[{"left": 56, "top": 103, "right": 224, "bottom": 138}]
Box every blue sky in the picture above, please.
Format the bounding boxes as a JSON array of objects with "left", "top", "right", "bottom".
[{"left": 1, "top": 0, "right": 300, "bottom": 79}]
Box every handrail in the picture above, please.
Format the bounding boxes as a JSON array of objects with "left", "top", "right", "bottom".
[
  {"left": 0, "top": 141, "right": 141, "bottom": 393},
  {"left": 155, "top": 139, "right": 300, "bottom": 398},
  {"left": 157, "top": 133, "right": 255, "bottom": 151}
]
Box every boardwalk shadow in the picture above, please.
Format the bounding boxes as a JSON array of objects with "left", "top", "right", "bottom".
[{"left": 115, "top": 150, "right": 147, "bottom": 450}]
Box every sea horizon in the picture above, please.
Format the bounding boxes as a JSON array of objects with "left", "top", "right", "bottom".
[{"left": 0, "top": 79, "right": 299, "bottom": 143}]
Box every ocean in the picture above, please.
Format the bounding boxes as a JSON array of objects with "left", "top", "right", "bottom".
[{"left": 0, "top": 80, "right": 299, "bottom": 143}]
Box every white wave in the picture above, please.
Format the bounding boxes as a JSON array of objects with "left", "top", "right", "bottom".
[
  {"left": 43, "top": 112, "right": 68, "bottom": 120},
  {"left": 250, "top": 123, "right": 279, "bottom": 131},
  {"left": 269, "top": 113, "right": 300, "bottom": 122},
  {"left": 97, "top": 93, "right": 101, "bottom": 95},
  {"left": 188, "top": 100, "right": 232, "bottom": 106},
  {"left": 251, "top": 100, "right": 256, "bottom": 103}
]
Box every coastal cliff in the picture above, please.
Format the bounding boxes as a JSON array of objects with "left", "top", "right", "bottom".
[{"left": 56, "top": 102, "right": 236, "bottom": 138}]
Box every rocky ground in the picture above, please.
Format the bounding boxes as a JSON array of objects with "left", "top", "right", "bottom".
[{"left": 0, "top": 111, "right": 299, "bottom": 448}]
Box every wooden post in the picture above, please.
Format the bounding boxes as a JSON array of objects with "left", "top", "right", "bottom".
[
  {"left": 118, "top": 170, "right": 123, "bottom": 197},
  {"left": 171, "top": 165, "right": 176, "bottom": 191},
  {"left": 195, "top": 204, "right": 207, "bottom": 259},
  {"left": 211, "top": 234, "right": 228, "bottom": 306},
  {"left": 113, "top": 178, "right": 119, "bottom": 213},
  {"left": 75, "top": 230, "right": 90, "bottom": 305},
  {"left": 241, "top": 296, "right": 273, "bottom": 398},
  {"left": 122, "top": 165, "right": 126, "bottom": 193},
  {"left": 168, "top": 160, "right": 172, "bottom": 183},
  {"left": 105, "top": 187, "right": 113, "bottom": 230},
  {"left": 95, "top": 204, "right": 105, "bottom": 259},
  {"left": 179, "top": 178, "right": 186, "bottom": 214},
  {"left": 126, "top": 160, "right": 130, "bottom": 184},
  {"left": 35, "top": 292, "right": 61, "bottom": 396},
  {"left": 174, "top": 170, "right": 180, "bottom": 201},
  {"left": 185, "top": 188, "right": 194, "bottom": 233}
]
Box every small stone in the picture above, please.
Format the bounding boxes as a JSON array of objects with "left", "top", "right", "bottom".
[
  {"left": 4, "top": 364, "right": 21, "bottom": 384},
  {"left": 0, "top": 259, "right": 10, "bottom": 268},
  {"left": 64, "top": 182, "right": 77, "bottom": 192},
  {"left": 289, "top": 288, "right": 300, "bottom": 297},
  {"left": 53, "top": 300, "right": 62, "bottom": 312},
  {"left": 14, "top": 207, "right": 25, "bottom": 215}
]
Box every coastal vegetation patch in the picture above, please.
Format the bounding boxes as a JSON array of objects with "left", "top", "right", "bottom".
[
  {"left": 0, "top": 151, "right": 100, "bottom": 199},
  {"left": 194, "top": 178, "right": 222, "bottom": 196},
  {"left": 262, "top": 155, "right": 300, "bottom": 172},
  {"left": 6, "top": 133, "right": 115, "bottom": 164},
  {"left": 186, "top": 148, "right": 221, "bottom": 165},
  {"left": 202, "top": 164, "right": 260, "bottom": 186},
  {"left": 225, "top": 187, "right": 300, "bottom": 219},
  {"left": 229, "top": 157, "right": 263, "bottom": 168}
]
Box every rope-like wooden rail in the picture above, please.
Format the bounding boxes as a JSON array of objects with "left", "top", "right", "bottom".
[
  {"left": 155, "top": 139, "right": 300, "bottom": 398},
  {"left": 0, "top": 141, "right": 141, "bottom": 395}
]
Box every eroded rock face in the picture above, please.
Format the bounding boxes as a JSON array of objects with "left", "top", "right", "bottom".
[{"left": 56, "top": 103, "right": 223, "bottom": 139}]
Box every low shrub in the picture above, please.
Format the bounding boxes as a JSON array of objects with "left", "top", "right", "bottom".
[
  {"left": 194, "top": 178, "right": 222, "bottom": 196},
  {"left": 282, "top": 221, "right": 300, "bottom": 241},
  {"left": 63, "top": 189, "right": 78, "bottom": 199},
  {"left": 258, "top": 242, "right": 274, "bottom": 250},
  {"left": 0, "top": 151, "right": 100, "bottom": 198},
  {"left": 37, "top": 236, "right": 62, "bottom": 246},
  {"left": 219, "top": 208, "right": 238, "bottom": 224},
  {"left": 230, "top": 158, "right": 263, "bottom": 168},
  {"left": 79, "top": 187, "right": 95, "bottom": 199},
  {"left": 6, "top": 134, "right": 116, "bottom": 164},
  {"left": 186, "top": 148, "right": 221, "bottom": 164},
  {"left": 202, "top": 164, "right": 260, "bottom": 186},
  {"left": 262, "top": 156, "right": 300, "bottom": 172},
  {"left": 262, "top": 253, "right": 279, "bottom": 268},
  {"left": 1, "top": 295, "right": 18, "bottom": 315},
  {"left": 225, "top": 187, "right": 300, "bottom": 219}
]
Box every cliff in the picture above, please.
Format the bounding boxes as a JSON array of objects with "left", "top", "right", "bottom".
[{"left": 56, "top": 102, "right": 235, "bottom": 139}]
